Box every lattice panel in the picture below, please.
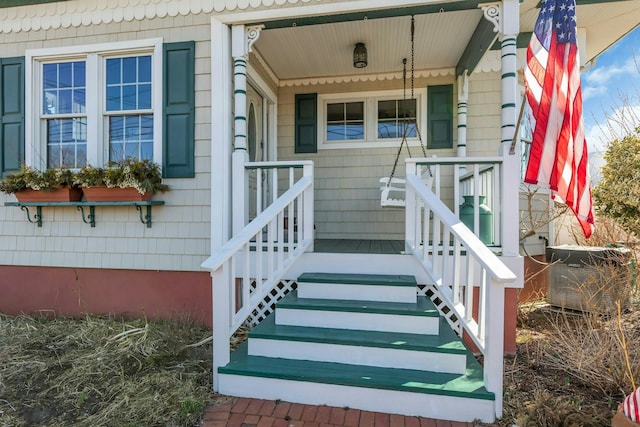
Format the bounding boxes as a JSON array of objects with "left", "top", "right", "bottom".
[
  {"left": 418, "top": 284, "right": 461, "bottom": 335},
  {"left": 245, "top": 280, "right": 298, "bottom": 327}
]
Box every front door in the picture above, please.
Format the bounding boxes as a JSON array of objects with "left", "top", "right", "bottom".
[{"left": 247, "top": 84, "right": 264, "bottom": 220}]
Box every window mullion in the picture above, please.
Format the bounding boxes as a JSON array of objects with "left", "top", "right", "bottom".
[{"left": 86, "top": 53, "right": 100, "bottom": 166}]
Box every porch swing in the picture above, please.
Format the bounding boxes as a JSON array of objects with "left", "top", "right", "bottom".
[{"left": 379, "top": 16, "right": 432, "bottom": 207}]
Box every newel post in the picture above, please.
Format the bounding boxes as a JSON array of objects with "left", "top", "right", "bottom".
[
  {"left": 303, "top": 162, "right": 314, "bottom": 251},
  {"left": 484, "top": 278, "right": 505, "bottom": 417},
  {"left": 405, "top": 161, "right": 417, "bottom": 252},
  {"left": 211, "top": 267, "right": 231, "bottom": 391}
]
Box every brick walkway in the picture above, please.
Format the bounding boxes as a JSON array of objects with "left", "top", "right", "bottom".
[{"left": 200, "top": 396, "right": 487, "bottom": 427}]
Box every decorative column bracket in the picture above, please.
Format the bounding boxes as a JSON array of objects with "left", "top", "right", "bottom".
[
  {"left": 246, "top": 25, "right": 264, "bottom": 55},
  {"left": 480, "top": 2, "right": 501, "bottom": 34}
]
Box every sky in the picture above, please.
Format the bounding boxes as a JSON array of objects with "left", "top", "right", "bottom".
[{"left": 581, "top": 26, "right": 640, "bottom": 153}]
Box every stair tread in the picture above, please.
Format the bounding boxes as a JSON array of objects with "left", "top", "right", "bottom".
[
  {"left": 221, "top": 343, "right": 494, "bottom": 400},
  {"left": 298, "top": 272, "right": 417, "bottom": 287},
  {"left": 278, "top": 291, "right": 439, "bottom": 317},
  {"left": 251, "top": 315, "right": 466, "bottom": 354}
]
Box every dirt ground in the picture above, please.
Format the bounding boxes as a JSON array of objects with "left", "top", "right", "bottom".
[{"left": 1, "top": 304, "right": 636, "bottom": 427}]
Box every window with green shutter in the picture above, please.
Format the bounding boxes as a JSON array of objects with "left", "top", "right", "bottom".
[
  {"left": 427, "top": 84, "right": 453, "bottom": 149},
  {"left": 24, "top": 39, "right": 195, "bottom": 178},
  {"left": 162, "top": 41, "right": 195, "bottom": 178},
  {"left": 295, "top": 93, "right": 317, "bottom": 154},
  {"left": 0, "top": 57, "right": 25, "bottom": 177}
]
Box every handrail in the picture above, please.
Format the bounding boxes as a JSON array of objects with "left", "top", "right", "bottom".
[
  {"left": 201, "top": 176, "right": 313, "bottom": 272},
  {"left": 405, "top": 170, "right": 514, "bottom": 419},
  {"left": 406, "top": 175, "right": 515, "bottom": 282},
  {"left": 203, "top": 162, "right": 314, "bottom": 391},
  {"left": 405, "top": 157, "right": 503, "bottom": 247}
]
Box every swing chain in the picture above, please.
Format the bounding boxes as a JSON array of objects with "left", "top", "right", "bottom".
[{"left": 385, "top": 15, "right": 431, "bottom": 189}]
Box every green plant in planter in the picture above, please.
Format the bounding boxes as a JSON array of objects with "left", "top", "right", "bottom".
[
  {"left": 0, "top": 166, "right": 77, "bottom": 194},
  {"left": 74, "top": 158, "right": 169, "bottom": 194},
  {"left": 73, "top": 165, "right": 107, "bottom": 188}
]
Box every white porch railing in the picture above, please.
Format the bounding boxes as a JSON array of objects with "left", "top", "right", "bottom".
[
  {"left": 202, "top": 161, "right": 314, "bottom": 390},
  {"left": 419, "top": 157, "right": 503, "bottom": 247},
  {"left": 246, "top": 161, "right": 311, "bottom": 219},
  {"left": 405, "top": 159, "right": 515, "bottom": 418}
]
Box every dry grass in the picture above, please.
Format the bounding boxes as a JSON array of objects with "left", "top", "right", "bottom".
[
  {"left": 501, "top": 283, "right": 639, "bottom": 426},
  {"left": 0, "top": 314, "right": 221, "bottom": 427}
]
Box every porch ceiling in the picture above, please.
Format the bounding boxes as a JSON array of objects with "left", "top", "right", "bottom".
[
  {"left": 253, "top": 10, "right": 482, "bottom": 81},
  {"left": 252, "top": 0, "right": 640, "bottom": 82}
]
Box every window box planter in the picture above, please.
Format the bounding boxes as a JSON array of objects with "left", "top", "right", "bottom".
[
  {"left": 82, "top": 187, "right": 152, "bottom": 202},
  {"left": 15, "top": 187, "right": 83, "bottom": 202}
]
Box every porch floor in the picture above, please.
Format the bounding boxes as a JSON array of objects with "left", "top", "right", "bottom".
[
  {"left": 314, "top": 239, "right": 405, "bottom": 254},
  {"left": 200, "top": 396, "right": 495, "bottom": 427}
]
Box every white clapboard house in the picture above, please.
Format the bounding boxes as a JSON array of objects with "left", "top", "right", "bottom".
[{"left": 0, "top": 0, "right": 637, "bottom": 422}]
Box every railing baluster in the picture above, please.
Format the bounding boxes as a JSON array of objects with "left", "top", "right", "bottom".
[
  {"left": 493, "top": 164, "right": 501, "bottom": 246},
  {"left": 422, "top": 204, "right": 429, "bottom": 262},
  {"left": 465, "top": 256, "right": 474, "bottom": 323},
  {"left": 267, "top": 218, "right": 274, "bottom": 283},
  {"left": 434, "top": 164, "right": 441, "bottom": 199},
  {"left": 257, "top": 168, "right": 263, "bottom": 216},
  {"left": 229, "top": 255, "right": 237, "bottom": 315},
  {"left": 478, "top": 268, "right": 488, "bottom": 341},
  {"left": 256, "top": 225, "right": 263, "bottom": 296},
  {"left": 243, "top": 243, "right": 251, "bottom": 311},
  {"left": 442, "top": 229, "right": 451, "bottom": 290},
  {"left": 287, "top": 201, "right": 294, "bottom": 255},
  {"left": 473, "top": 164, "right": 480, "bottom": 239},
  {"left": 277, "top": 211, "right": 284, "bottom": 271}
]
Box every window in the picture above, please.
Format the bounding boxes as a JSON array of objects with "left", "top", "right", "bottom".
[
  {"left": 106, "top": 55, "right": 153, "bottom": 161},
  {"left": 326, "top": 101, "right": 364, "bottom": 141},
  {"left": 318, "top": 89, "right": 427, "bottom": 150},
  {"left": 27, "top": 39, "right": 163, "bottom": 169},
  {"left": 377, "top": 99, "right": 416, "bottom": 139},
  {"left": 42, "top": 61, "right": 87, "bottom": 168}
]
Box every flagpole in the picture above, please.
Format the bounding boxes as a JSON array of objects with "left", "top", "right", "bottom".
[{"left": 509, "top": 92, "right": 527, "bottom": 155}]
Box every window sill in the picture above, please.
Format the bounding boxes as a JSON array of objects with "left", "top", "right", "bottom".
[{"left": 4, "top": 200, "right": 164, "bottom": 228}]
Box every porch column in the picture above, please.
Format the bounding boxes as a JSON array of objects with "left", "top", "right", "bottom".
[
  {"left": 498, "top": 0, "right": 520, "bottom": 259},
  {"left": 231, "top": 25, "right": 262, "bottom": 234},
  {"left": 457, "top": 71, "right": 469, "bottom": 171}
]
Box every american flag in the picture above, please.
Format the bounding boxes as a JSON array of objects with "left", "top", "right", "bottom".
[{"left": 523, "top": 0, "right": 594, "bottom": 238}]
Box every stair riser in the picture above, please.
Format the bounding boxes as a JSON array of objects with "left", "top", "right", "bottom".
[
  {"left": 248, "top": 338, "right": 467, "bottom": 374},
  {"left": 218, "top": 373, "right": 495, "bottom": 423},
  {"left": 297, "top": 282, "right": 416, "bottom": 303},
  {"left": 276, "top": 308, "right": 439, "bottom": 335}
]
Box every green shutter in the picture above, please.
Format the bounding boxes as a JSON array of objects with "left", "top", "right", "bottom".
[
  {"left": 427, "top": 84, "right": 453, "bottom": 149},
  {"left": 0, "top": 57, "right": 25, "bottom": 178},
  {"left": 163, "top": 41, "right": 195, "bottom": 178},
  {"left": 295, "top": 93, "right": 317, "bottom": 154}
]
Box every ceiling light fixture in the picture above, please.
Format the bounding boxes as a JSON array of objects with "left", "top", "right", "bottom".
[{"left": 353, "top": 42, "right": 368, "bottom": 68}]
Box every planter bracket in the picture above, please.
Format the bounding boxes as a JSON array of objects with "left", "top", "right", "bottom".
[
  {"left": 4, "top": 201, "right": 164, "bottom": 228},
  {"left": 77, "top": 205, "right": 96, "bottom": 227},
  {"left": 20, "top": 205, "right": 42, "bottom": 227}
]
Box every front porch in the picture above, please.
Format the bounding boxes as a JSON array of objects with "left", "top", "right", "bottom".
[
  {"left": 202, "top": 155, "right": 519, "bottom": 422},
  {"left": 205, "top": 0, "right": 523, "bottom": 423}
]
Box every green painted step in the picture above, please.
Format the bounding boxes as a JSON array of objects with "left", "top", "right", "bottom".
[
  {"left": 221, "top": 342, "right": 494, "bottom": 401},
  {"left": 250, "top": 314, "right": 466, "bottom": 354},
  {"left": 278, "top": 291, "right": 439, "bottom": 317},
  {"left": 298, "top": 272, "right": 417, "bottom": 287}
]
